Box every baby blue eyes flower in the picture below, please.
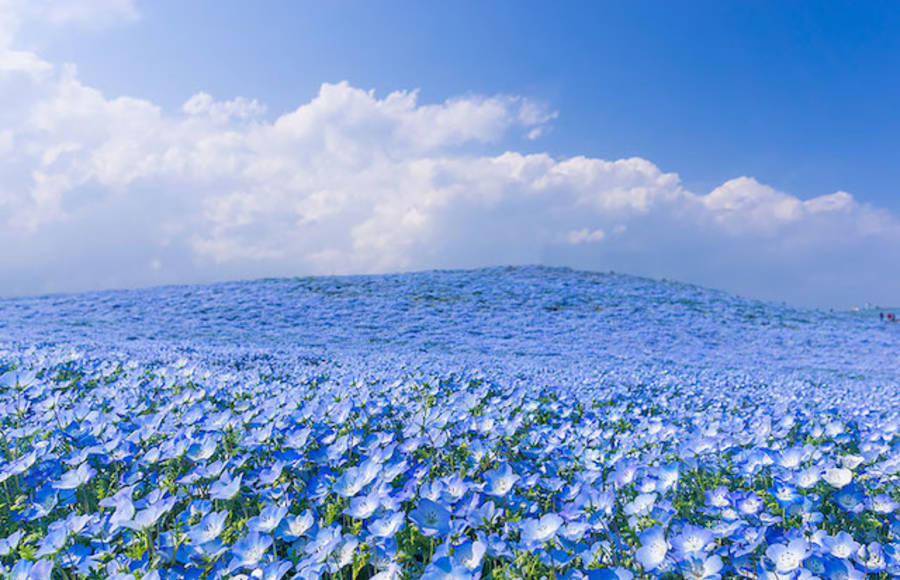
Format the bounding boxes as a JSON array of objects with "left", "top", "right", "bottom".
[
  {"left": 125, "top": 497, "right": 176, "bottom": 530},
  {"left": 585, "top": 568, "right": 634, "bottom": 580},
  {"left": 0, "top": 530, "right": 24, "bottom": 556},
  {"left": 623, "top": 493, "right": 657, "bottom": 516},
  {"left": 635, "top": 526, "right": 668, "bottom": 572},
  {"left": 453, "top": 539, "right": 486, "bottom": 571},
  {"left": 823, "top": 466, "right": 853, "bottom": 488},
  {"left": 52, "top": 462, "right": 96, "bottom": 490},
  {"left": 679, "top": 554, "right": 723, "bottom": 580},
  {"left": 276, "top": 509, "right": 316, "bottom": 541},
  {"left": 9, "top": 559, "right": 53, "bottom": 580},
  {"left": 344, "top": 490, "right": 381, "bottom": 520},
  {"left": 34, "top": 526, "right": 68, "bottom": 558},
  {"left": 368, "top": 511, "right": 405, "bottom": 538},
  {"left": 304, "top": 525, "right": 342, "bottom": 563},
  {"left": 209, "top": 472, "right": 242, "bottom": 500},
  {"left": 421, "top": 556, "right": 473, "bottom": 580},
  {"left": 410, "top": 498, "right": 451, "bottom": 537},
  {"left": 187, "top": 510, "right": 228, "bottom": 544},
  {"left": 519, "top": 513, "right": 563, "bottom": 546},
  {"left": 246, "top": 503, "right": 288, "bottom": 534},
  {"left": 822, "top": 531, "right": 860, "bottom": 559},
  {"left": 868, "top": 493, "right": 898, "bottom": 513},
  {"left": 483, "top": 464, "right": 519, "bottom": 496},
  {"left": 765, "top": 538, "right": 809, "bottom": 573},
  {"left": 260, "top": 560, "right": 292, "bottom": 580},
  {"left": 258, "top": 461, "right": 284, "bottom": 486},
  {"left": 670, "top": 525, "right": 713, "bottom": 560},
  {"left": 333, "top": 466, "right": 368, "bottom": 498},
  {"left": 229, "top": 531, "right": 273, "bottom": 569}
]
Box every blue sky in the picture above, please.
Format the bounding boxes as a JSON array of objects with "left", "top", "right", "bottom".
[
  {"left": 1, "top": 1, "right": 899, "bottom": 306},
  {"left": 38, "top": 1, "right": 900, "bottom": 209}
]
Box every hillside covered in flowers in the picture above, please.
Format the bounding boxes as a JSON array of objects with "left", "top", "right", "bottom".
[{"left": 0, "top": 266, "right": 898, "bottom": 579}]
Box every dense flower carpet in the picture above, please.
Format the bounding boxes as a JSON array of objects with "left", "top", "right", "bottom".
[{"left": 0, "top": 267, "right": 897, "bottom": 579}]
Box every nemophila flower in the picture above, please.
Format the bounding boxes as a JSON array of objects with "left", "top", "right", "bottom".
[
  {"left": 421, "top": 556, "right": 473, "bottom": 580},
  {"left": 833, "top": 484, "right": 865, "bottom": 513},
  {"left": 0, "top": 450, "right": 36, "bottom": 482},
  {"left": 735, "top": 492, "right": 764, "bottom": 516},
  {"left": 483, "top": 463, "right": 519, "bottom": 496},
  {"left": 655, "top": 463, "right": 679, "bottom": 491},
  {"left": 187, "top": 510, "right": 228, "bottom": 544},
  {"left": 823, "top": 558, "right": 865, "bottom": 580},
  {"left": 610, "top": 462, "right": 638, "bottom": 488},
  {"left": 765, "top": 538, "right": 809, "bottom": 574},
  {"left": 822, "top": 531, "right": 860, "bottom": 560},
  {"left": 777, "top": 447, "right": 805, "bottom": 469},
  {"left": 304, "top": 524, "right": 342, "bottom": 563},
  {"left": 8, "top": 558, "right": 53, "bottom": 580},
  {"left": 187, "top": 436, "right": 218, "bottom": 461},
  {"left": 453, "top": 539, "right": 486, "bottom": 571},
  {"left": 369, "top": 511, "right": 405, "bottom": 538},
  {"left": 370, "top": 562, "right": 404, "bottom": 580},
  {"left": 275, "top": 509, "right": 316, "bottom": 541},
  {"left": 0, "top": 530, "right": 24, "bottom": 556},
  {"left": 102, "top": 496, "right": 136, "bottom": 532},
  {"left": 635, "top": 526, "right": 668, "bottom": 572},
  {"left": 247, "top": 503, "right": 288, "bottom": 534},
  {"left": 624, "top": 493, "right": 657, "bottom": 517},
  {"left": 53, "top": 462, "right": 96, "bottom": 489},
  {"left": 258, "top": 461, "right": 284, "bottom": 485},
  {"left": 344, "top": 489, "right": 381, "bottom": 519},
  {"left": 585, "top": 567, "right": 634, "bottom": 580},
  {"left": 440, "top": 474, "right": 470, "bottom": 503},
  {"left": 259, "top": 560, "right": 292, "bottom": 580},
  {"left": 704, "top": 486, "right": 730, "bottom": 509},
  {"left": 35, "top": 526, "right": 68, "bottom": 558},
  {"left": 283, "top": 427, "right": 312, "bottom": 449},
  {"left": 794, "top": 467, "right": 821, "bottom": 489},
  {"left": 229, "top": 531, "right": 273, "bottom": 569},
  {"left": 411, "top": 498, "right": 451, "bottom": 537},
  {"left": 125, "top": 496, "right": 176, "bottom": 530},
  {"left": 856, "top": 542, "right": 887, "bottom": 573},
  {"left": 520, "top": 513, "right": 564, "bottom": 546},
  {"left": 822, "top": 466, "right": 853, "bottom": 488},
  {"left": 209, "top": 471, "right": 242, "bottom": 500},
  {"left": 679, "top": 554, "right": 723, "bottom": 580},
  {"left": 769, "top": 481, "right": 800, "bottom": 507},
  {"left": 868, "top": 493, "right": 898, "bottom": 513},
  {"left": 331, "top": 535, "right": 360, "bottom": 572},
  {"left": 333, "top": 466, "right": 368, "bottom": 497},
  {"left": 670, "top": 525, "right": 713, "bottom": 560}
]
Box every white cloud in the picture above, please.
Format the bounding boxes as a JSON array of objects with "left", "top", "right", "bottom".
[
  {"left": 0, "top": 16, "right": 897, "bottom": 307},
  {"left": 567, "top": 228, "right": 606, "bottom": 244}
]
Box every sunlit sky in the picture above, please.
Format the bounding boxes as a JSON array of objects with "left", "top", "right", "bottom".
[{"left": 2, "top": 1, "right": 898, "bottom": 306}]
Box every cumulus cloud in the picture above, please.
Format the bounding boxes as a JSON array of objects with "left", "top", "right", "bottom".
[{"left": 0, "top": 7, "right": 897, "bottom": 306}]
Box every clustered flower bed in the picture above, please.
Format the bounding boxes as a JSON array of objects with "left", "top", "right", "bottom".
[{"left": 0, "top": 268, "right": 897, "bottom": 579}]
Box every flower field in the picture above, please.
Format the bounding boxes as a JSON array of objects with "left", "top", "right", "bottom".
[{"left": 0, "top": 266, "right": 897, "bottom": 579}]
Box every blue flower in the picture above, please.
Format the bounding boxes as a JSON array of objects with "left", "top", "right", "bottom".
[
  {"left": 483, "top": 464, "right": 519, "bottom": 496},
  {"left": 635, "top": 525, "right": 668, "bottom": 572},
  {"left": 229, "top": 531, "right": 273, "bottom": 569},
  {"left": 186, "top": 510, "right": 228, "bottom": 545},
  {"left": 53, "top": 463, "right": 96, "bottom": 490},
  {"left": 765, "top": 538, "right": 808, "bottom": 574},
  {"left": 246, "top": 503, "right": 288, "bottom": 534},
  {"left": 209, "top": 471, "right": 242, "bottom": 500},
  {"left": 410, "top": 498, "right": 451, "bottom": 537},
  {"left": 520, "top": 513, "right": 563, "bottom": 546},
  {"left": 421, "top": 556, "right": 473, "bottom": 580}
]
